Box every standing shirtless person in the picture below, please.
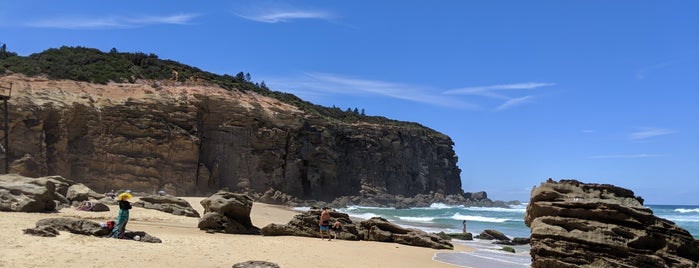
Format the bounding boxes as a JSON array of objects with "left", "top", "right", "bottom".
[{"left": 319, "top": 207, "right": 332, "bottom": 240}]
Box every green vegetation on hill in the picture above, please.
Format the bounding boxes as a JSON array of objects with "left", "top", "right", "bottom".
[{"left": 0, "top": 45, "right": 440, "bottom": 133}]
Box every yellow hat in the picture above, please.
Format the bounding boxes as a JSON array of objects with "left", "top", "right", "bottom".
[{"left": 117, "top": 192, "right": 132, "bottom": 201}]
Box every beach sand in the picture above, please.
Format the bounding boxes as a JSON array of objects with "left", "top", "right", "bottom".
[{"left": 0, "top": 197, "right": 472, "bottom": 268}]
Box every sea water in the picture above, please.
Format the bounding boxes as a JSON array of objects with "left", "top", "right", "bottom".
[
  {"left": 296, "top": 203, "right": 699, "bottom": 267},
  {"left": 320, "top": 203, "right": 699, "bottom": 239}
]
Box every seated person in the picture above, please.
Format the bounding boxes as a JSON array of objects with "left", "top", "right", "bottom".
[{"left": 76, "top": 201, "right": 93, "bottom": 211}]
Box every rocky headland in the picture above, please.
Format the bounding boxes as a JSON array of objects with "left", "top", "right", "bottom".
[
  {"left": 0, "top": 73, "right": 506, "bottom": 207},
  {"left": 525, "top": 179, "right": 699, "bottom": 268}
]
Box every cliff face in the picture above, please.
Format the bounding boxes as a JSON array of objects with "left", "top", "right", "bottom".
[
  {"left": 525, "top": 179, "right": 699, "bottom": 268},
  {"left": 1, "top": 74, "right": 462, "bottom": 200}
]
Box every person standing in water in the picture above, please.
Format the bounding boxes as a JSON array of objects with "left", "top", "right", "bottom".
[{"left": 110, "top": 191, "right": 132, "bottom": 238}]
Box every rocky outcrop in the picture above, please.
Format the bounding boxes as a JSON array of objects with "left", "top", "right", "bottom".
[
  {"left": 198, "top": 191, "right": 259, "bottom": 234},
  {"left": 133, "top": 194, "right": 200, "bottom": 217},
  {"left": 260, "top": 209, "right": 453, "bottom": 249},
  {"left": 525, "top": 179, "right": 699, "bottom": 268},
  {"left": 0, "top": 173, "right": 73, "bottom": 212},
  {"left": 24, "top": 217, "right": 162, "bottom": 243},
  {"left": 0, "top": 74, "right": 462, "bottom": 202}
]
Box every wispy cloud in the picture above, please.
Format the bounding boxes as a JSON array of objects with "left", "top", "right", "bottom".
[
  {"left": 443, "top": 82, "right": 554, "bottom": 111},
  {"left": 26, "top": 13, "right": 199, "bottom": 29},
  {"left": 629, "top": 128, "right": 675, "bottom": 140},
  {"left": 235, "top": 5, "right": 333, "bottom": 23},
  {"left": 495, "top": 96, "right": 533, "bottom": 111},
  {"left": 443, "top": 82, "right": 555, "bottom": 97},
  {"left": 588, "top": 154, "right": 665, "bottom": 159},
  {"left": 265, "top": 72, "right": 480, "bottom": 109}
]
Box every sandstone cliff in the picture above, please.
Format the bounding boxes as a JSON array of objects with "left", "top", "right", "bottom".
[
  {"left": 0, "top": 74, "right": 462, "bottom": 201},
  {"left": 525, "top": 179, "right": 699, "bottom": 268}
]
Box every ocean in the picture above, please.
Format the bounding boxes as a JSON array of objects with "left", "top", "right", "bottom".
[{"left": 296, "top": 203, "right": 699, "bottom": 267}]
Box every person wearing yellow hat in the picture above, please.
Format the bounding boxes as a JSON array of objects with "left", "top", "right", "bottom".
[{"left": 110, "top": 190, "right": 133, "bottom": 238}]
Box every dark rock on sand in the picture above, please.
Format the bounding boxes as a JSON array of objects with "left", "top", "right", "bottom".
[
  {"left": 0, "top": 174, "right": 74, "bottom": 212},
  {"left": 24, "top": 217, "right": 162, "bottom": 243},
  {"left": 134, "top": 194, "right": 200, "bottom": 217},
  {"left": 261, "top": 209, "right": 452, "bottom": 249},
  {"left": 525, "top": 179, "right": 699, "bottom": 268},
  {"left": 232, "top": 260, "right": 281, "bottom": 268},
  {"left": 198, "top": 191, "right": 260, "bottom": 234},
  {"left": 260, "top": 209, "right": 360, "bottom": 240}
]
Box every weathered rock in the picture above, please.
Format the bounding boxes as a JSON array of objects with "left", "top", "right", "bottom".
[
  {"left": 133, "top": 194, "right": 200, "bottom": 217},
  {"left": 9, "top": 153, "right": 45, "bottom": 178},
  {"left": 34, "top": 217, "right": 109, "bottom": 236},
  {"left": 360, "top": 217, "right": 453, "bottom": 249},
  {"left": 25, "top": 217, "right": 162, "bottom": 243},
  {"left": 475, "top": 229, "right": 509, "bottom": 241},
  {"left": 1, "top": 74, "right": 462, "bottom": 202},
  {"left": 525, "top": 179, "right": 699, "bottom": 268},
  {"left": 66, "top": 183, "right": 105, "bottom": 203},
  {"left": 232, "top": 261, "right": 281, "bottom": 268},
  {"left": 260, "top": 209, "right": 360, "bottom": 240},
  {"left": 0, "top": 174, "right": 64, "bottom": 212},
  {"left": 198, "top": 191, "right": 259, "bottom": 234}
]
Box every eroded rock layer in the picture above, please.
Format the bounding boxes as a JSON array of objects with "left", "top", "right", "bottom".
[{"left": 525, "top": 179, "right": 699, "bottom": 268}]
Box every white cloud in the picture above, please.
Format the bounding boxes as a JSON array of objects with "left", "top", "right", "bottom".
[
  {"left": 588, "top": 154, "right": 665, "bottom": 159},
  {"left": 629, "top": 128, "right": 675, "bottom": 140},
  {"left": 26, "top": 13, "right": 199, "bottom": 29},
  {"left": 495, "top": 96, "right": 533, "bottom": 111},
  {"left": 235, "top": 7, "right": 332, "bottom": 23},
  {"left": 443, "top": 82, "right": 555, "bottom": 97},
  {"left": 265, "top": 72, "right": 480, "bottom": 109},
  {"left": 443, "top": 82, "right": 554, "bottom": 111}
]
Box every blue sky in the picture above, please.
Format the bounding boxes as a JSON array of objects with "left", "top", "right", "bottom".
[{"left": 2, "top": 1, "right": 697, "bottom": 204}]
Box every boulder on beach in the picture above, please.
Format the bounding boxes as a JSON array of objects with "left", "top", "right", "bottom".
[
  {"left": 134, "top": 194, "right": 200, "bottom": 217},
  {"left": 198, "top": 191, "right": 260, "bottom": 234},
  {"left": 525, "top": 179, "right": 699, "bottom": 268}
]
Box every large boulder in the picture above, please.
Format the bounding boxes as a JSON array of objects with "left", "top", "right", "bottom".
[
  {"left": 24, "top": 217, "right": 162, "bottom": 243},
  {"left": 525, "top": 179, "right": 699, "bottom": 268},
  {"left": 0, "top": 174, "right": 71, "bottom": 212},
  {"left": 260, "top": 209, "right": 360, "bottom": 240},
  {"left": 360, "top": 217, "right": 453, "bottom": 250},
  {"left": 66, "top": 183, "right": 106, "bottom": 203},
  {"left": 198, "top": 191, "right": 259, "bottom": 234},
  {"left": 134, "top": 194, "right": 200, "bottom": 217}
]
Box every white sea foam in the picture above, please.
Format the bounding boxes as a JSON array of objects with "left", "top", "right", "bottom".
[
  {"left": 675, "top": 208, "right": 699, "bottom": 213},
  {"left": 347, "top": 212, "right": 381, "bottom": 220},
  {"left": 292, "top": 206, "right": 311, "bottom": 212},
  {"left": 463, "top": 206, "right": 526, "bottom": 213},
  {"left": 451, "top": 213, "right": 513, "bottom": 223},
  {"left": 398, "top": 216, "right": 435, "bottom": 222},
  {"left": 344, "top": 205, "right": 395, "bottom": 211}
]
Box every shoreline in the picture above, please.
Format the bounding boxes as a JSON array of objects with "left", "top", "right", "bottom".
[{"left": 0, "top": 197, "right": 472, "bottom": 268}]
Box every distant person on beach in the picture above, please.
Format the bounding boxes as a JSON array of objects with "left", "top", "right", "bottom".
[
  {"left": 319, "top": 207, "right": 332, "bottom": 240},
  {"left": 332, "top": 220, "right": 343, "bottom": 240},
  {"left": 110, "top": 191, "right": 132, "bottom": 239},
  {"left": 106, "top": 189, "right": 116, "bottom": 199},
  {"left": 462, "top": 220, "right": 467, "bottom": 233}
]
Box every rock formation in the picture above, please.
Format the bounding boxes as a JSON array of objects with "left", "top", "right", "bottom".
[
  {"left": 260, "top": 209, "right": 453, "bottom": 249},
  {"left": 0, "top": 173, "right": 73, "bottom": 212},
  {"left": 24, "top": 217, "right": 162, "bottom": 243},
  {"left": 198, "top": 191, "right": 260, "bottom": 234},
  {"left": 525, "top": 179, "right": 699, "bottom": 268},
  {"left": 0, "top": 74, "right": 464, "bottom": 203},
  {"left": 133, "top": 194, "right": 200, "bottom": 217}
]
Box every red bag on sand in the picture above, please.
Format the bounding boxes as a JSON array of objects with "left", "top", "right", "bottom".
[{"left": 105, "top": 221, "right": 116, "bottom": 231}]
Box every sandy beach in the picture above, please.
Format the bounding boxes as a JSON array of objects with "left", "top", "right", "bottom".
[{"left": 0, "top": 197, "right": 472, "bottom": 268}]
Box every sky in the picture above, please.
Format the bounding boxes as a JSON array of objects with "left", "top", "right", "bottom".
[{"left": 1, "top": 1, "right": 697, "bottom": 205}]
